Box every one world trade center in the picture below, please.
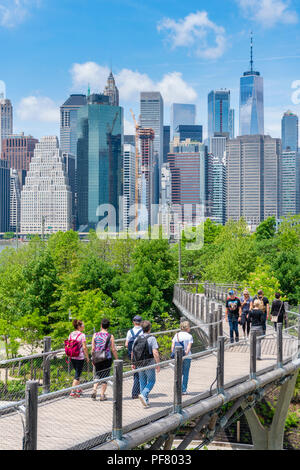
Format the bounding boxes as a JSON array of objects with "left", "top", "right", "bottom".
[{"left": 239, "top": 34, "right": 264, "bottom": 136}]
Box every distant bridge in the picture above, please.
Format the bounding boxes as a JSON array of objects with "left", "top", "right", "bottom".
[{"left": 0, "top": 282, "right": 299, "bottom": 450}]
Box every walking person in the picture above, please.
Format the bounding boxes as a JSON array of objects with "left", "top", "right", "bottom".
[
  {"left": 68, "top": 320, "right": 89, "bottom": 398},
  {"left": 225, "top": 290, "right": 242, "bottom": 343},
  {"left": 91, "top": 319, "right": 118, "bottom": 401},
  {"left": 171, "top": 321, "right": 193, "bottom": 395},
  {"left": 251, "top": 290, "right": 270, "bottom": 335},
  {"left": 131, "top": 320, "right": 160, "bottom": 408},
  {"left": 240, "top": 290, "right": 252, "bottom": 339},
  {"left": 249, "top": 299, "right": 265, "bottom": 360},
  {"left": 125, "top": 315, "right": 143, "bottom": 399},
  {"left": 270, "top": 293, "right": 286, "bottom": 332}
]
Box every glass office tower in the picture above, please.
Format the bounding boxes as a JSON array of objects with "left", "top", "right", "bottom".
[
  {"left": 208, "top": 90, "right": 230, "bottom": 139},
  {"left": 281, "top": 111, "right": 298, "bottom": 152},
  {"left": 239, "top": 36, "right": 264, "bottom": 136},
  {"left": 77, "top": 94, "right": 123, "bottom": 231},
  {"left": 170, "top": 103, "right": 196, "bottom": 138},
  {"left": 60, "top": 94, "right": 87, "bottom": 156}
]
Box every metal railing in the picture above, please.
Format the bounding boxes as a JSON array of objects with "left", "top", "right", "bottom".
[{"left": 1, "top": 282, "right": 299, "bottom": 450}]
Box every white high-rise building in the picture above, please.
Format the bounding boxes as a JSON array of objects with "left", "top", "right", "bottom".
[
  {"left": 10, "top": 169, "right": 21, "bottom": 232},
  {"left": 123, "top": 143, "right": 136, "bottom": 231},
  {"left": 21, "top": 136, "right": 72, "bottom": 234}
]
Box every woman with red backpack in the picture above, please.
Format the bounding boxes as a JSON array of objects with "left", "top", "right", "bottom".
[
  {"left": 67, "top": 319, "right": 90, "bottom": 398},
  {"left": 91, "top": 319, "right": 118, "bottom": 401}
]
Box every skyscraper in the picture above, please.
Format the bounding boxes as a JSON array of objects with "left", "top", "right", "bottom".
[
  {"left": 0, "top": 98, "right": 13, "bottom": 155},
  {"left": 163, "top": 125, "right": 170, "bottom": 164},
  {"left": 208, "top": 90, "right": 230, "bottom": 139},
  {"left": 170, "top": 103, "right": 196, "bottom": 138},
  {"left": 211, "top": 156, "right": 226, "bottom": 225},
  {"left": 226, "top": 135, "right": 280, "bottom": 227},
  {"left": 280, "top": 149, "right": 300, "bottom": 217},
  {"left": 239, "top": 35, "right": 264, "bottom": 136},
  {"left": 123, "top": 143, "right": 136, "bottom": 231},
  {"left": 77, "top": 94, "right": 123, "bottom": 231},
  {"left": 10, "top": 169, "right": 21, "bottom": 232},
  {"left": 0, "top": 159, "right": 10, "bottom": 232},
  {"left": 281, "top": 111, "right": 298, "bottom": 152},
  {"left": 103, "top": 71, "right": 119, "bottom": 107},
  {"left": 176, "top": 125, "right": 203, "bottom": 142},
  {"left": 140, "top": 92, "right": 164, "bottom": 183},
  {"left": 1, "top": 133, "right": 38, "bottom": 173},
  {"left": 168, "top": 138, "right": 206, "bottom": 227},
  {"left": 229, "top": 109, "right": 235, "bottom": 139},
  {"left": 138, "top": 127, "right": 155, "bottom": 228},
  {"left": 21, "top": 136, "right": 72, "bottom": 234},
  {"left": 60, "top": 94, "right": 87, "bottom": 155}
]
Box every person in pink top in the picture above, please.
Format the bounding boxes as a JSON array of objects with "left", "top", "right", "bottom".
[{"left": 69, "top": 319, "right": 89, "bottom": 398}]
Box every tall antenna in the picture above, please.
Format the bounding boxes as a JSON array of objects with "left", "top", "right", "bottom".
[{"left": 250, "top": 31, "right": 254, "bottom": 73}]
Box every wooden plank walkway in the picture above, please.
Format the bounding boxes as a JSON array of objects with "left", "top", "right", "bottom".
[
  {"left": 0, "top": 293, "right": 297, "bottom": 450},
  {"left": 0, "top": 340, "right": 292, "bottom": 450}
]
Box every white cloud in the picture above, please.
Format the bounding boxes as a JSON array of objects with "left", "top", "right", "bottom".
[
  {"left": 17, "top": 96, "right": 59, "bottom": 123},
  {"left": 70, "top": 62, "right": 198, "bottom": 105},
  {"left": 157, "top": 11, "right": 226, "bottom": 59},
  {"left": 237, "top": 0, "right": 298, "bottom": 28},
  {"left": 0, "top": 0, "right": 40, "bottom": 28}
]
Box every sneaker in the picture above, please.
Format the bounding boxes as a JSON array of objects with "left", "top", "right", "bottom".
[
  {"left": 69, "top": 391, "right": 77, "bottom": 398},
  {"left": 91, "top": 391, "right": 97, "bottom": 401},
  {"left": 100, "top": 394, "right": 107, "bottom": 401},
  {"left": 138, "top": 394, "right": 149, "bottom": 407},
  {"left": 182, "top": 391, "right": 188, "bottom": 395},
  {"left": 76, "top": 389, "right": 82, "bottom": 397},
  {"left": 132, "top": 396, "right": 139, "bottom": 399}
]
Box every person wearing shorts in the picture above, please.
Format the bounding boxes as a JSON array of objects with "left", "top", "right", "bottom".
[
  {"left": 69, "top": 319, "right": 89, "bottom": 398},
  {"left": 91, "top": 318, "right": 118, "bottom": 401}
]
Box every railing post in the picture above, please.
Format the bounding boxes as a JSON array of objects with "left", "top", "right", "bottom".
[
  {"left": 298, "top": 310, "right": 300, "bottom": 358},
  {"left": 174, "top": 347, "right": 183, "bottom": 414},
  {"left": 217, "top": 337, "right": 225, "bottom": 395},
  {"left": 277, "top": 323, "right": 283, "bottom": 368},
  {"left": 197, "top": 295, "right": 200, "bottom": 319},
  {"left": 42, "top": 337, "right": 51, "bottom": 394},
  {"left": 284, "top": 302, "right": 289, "bottom": 328},
  {"left": 214, "top": 311, "right": 218, "bottom": 347},
  {"left": 250, "top": 331, "right": 257, "bottom": 379},
  {"left": 112, "top": 360, "right": 123, "bottom": 441},
  {"left": 218, "top": 304, "right": 223, "bottom": 337},
  {"left": 201, "top": 296, "right": 204, "bottom": 321},
  {"left": 209, "top": 312, "right": 214, "bottom": 348},
  {"left": 24, "top": 380, "right": 39, "bottom": 450},
  {"left": 206, "top": 298, "right": 209, "bottom": 323}
]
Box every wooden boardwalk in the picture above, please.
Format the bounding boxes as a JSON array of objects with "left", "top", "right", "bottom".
[
  {"left": 0, "top": 335, "right": 295, "bottom": 450},
  {"left": 0, "top": 291, "right": 298, "bottom": 451}
]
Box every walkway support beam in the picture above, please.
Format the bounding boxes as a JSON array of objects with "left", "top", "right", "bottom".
[
  {"left": 112, "top": 360, "right": 123, "bottom": 441},
  {"left": 24, "top": 380, "right": 39, "bottom": 450},
  {"left": 244, "top": 371, "right": 298, "bottom": 450}
]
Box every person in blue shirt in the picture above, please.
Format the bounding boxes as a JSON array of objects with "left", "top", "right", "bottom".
[{"left": 125, "top": 315, "right": 143, "bottom": 399}]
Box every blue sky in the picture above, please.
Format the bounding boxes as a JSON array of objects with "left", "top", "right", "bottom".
[{"left": 1, "top": 0, "right": 300, "bottom": 139}]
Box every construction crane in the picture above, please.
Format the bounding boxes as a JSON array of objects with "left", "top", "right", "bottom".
[{"left": 130, "top": 109, "right": 141, "bottom": 232}]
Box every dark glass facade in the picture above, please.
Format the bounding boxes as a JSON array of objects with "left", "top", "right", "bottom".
[
  {"left": 176, "top": 125, "right": 203, "bottom": 142},
  {"left": 77, "top": 95, "right": 123, "bottom": 230},
  {"left": 0, "top": 159, "right": 10, "bottom": 232}
]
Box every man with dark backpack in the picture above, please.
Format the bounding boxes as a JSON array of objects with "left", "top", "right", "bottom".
[
  {"left": 131, "top": 320, "right": 160, "bottom": 408},
  {"left": 125, "top": 315, "right": 143, "bottom": 399}
]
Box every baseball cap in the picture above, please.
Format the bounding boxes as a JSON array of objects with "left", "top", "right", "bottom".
[
  {"left": 133, "top": 315, "right": 142, "bottom": 322},
  {"left": 229, "top": 289, "right": 235, "bottom": 295}
]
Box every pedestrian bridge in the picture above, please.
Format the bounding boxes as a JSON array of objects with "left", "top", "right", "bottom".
[{"left": 0, "top": 282, "right": 299, "bottom": 450}]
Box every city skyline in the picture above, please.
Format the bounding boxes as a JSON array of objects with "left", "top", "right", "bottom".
[{"left": 0, "top": 1, "right": 300, "bottom": 141}]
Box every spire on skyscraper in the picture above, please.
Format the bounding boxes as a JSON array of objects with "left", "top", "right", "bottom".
[
  {"left": 103, "top": 69, "right": 119, "bottom": 106},
  {"left": 250, "top": 31, "right": 254, "bottom": 73}
]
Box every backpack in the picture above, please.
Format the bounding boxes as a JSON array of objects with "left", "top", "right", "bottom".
[
  {"left": 171, "top": 334, "right": 185, "bottom": 359},
  {"left": 127, "top": 328, "right": 143, "bottom": 358},
  {"left": 92, "top": 333, "right": 111, "bottom": 365},
  {"left": 64, "top": 332, "right": 83, "bottom": 358},
  {"left": 256, "top": 296, "right": 266, "bottom": 313},
  {"left": 132, "top": 335, "right": 153, "bottom": 366}
]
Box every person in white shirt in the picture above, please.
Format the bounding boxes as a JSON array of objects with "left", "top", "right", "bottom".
[
  {"left": 125, "top": 315, "right": 143, "bottom": 399},
  {"left": 171, "top": 321, "right": 193, "bottom": 394}
]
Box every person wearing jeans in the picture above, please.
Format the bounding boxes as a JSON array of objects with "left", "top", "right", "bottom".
[
  {"left": 171, "top": 321, "right": 193, "bottom": 394},
  {"left": 226, "top": 290, "right": 242, "bottom": 343},
  {"left": 131, "top": 320, "right": 160, "bottom": 408}
]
